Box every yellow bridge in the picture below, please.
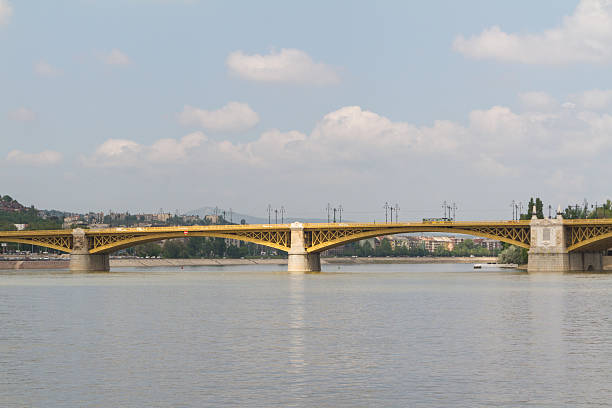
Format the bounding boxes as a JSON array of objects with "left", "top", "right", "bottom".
[{"left": 0, "top": 218, "right": 610, "bottom": 272}]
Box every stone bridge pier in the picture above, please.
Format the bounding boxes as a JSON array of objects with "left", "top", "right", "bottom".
[
  {"left": 288, "top": 222, "right": 321, "bottom": 272},
  {"left": 69, "top": 229, "right": 110, "bottom": 272},
  {"left": 528, "top": 212, "right": 602, "bottom": 273}
]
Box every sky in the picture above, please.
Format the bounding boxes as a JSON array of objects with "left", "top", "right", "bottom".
[{"left": 2, "top": 0, "right": 612, "bottom": 221}]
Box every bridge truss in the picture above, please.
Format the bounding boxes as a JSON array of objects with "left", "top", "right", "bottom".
[
  {"left": 303, "top": 221, "right": 531, "bottom": 252},
  {"left": 4, "top": 219, "right": 612, "bottom": 256}
]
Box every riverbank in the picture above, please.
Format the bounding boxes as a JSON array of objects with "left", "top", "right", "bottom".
[{"left": 0, "top": 256, "right": 499, "bottom": 270}]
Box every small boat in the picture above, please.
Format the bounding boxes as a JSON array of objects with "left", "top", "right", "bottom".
[{"left": 474, "top": 263, "right": 518, "bottom": 269}]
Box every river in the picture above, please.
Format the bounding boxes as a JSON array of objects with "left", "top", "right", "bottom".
[{"left": 1, "top": 264, "right": 611, "bottom": 407}]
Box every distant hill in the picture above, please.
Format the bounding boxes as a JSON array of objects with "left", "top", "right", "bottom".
[
  {"left": 0, "top": 195, "right": 26, "bottom": 212},
  {"left": 0, "top": 195, "right": 63, "bottom": 230},
  {"left": 186, "top": 207, "right": 329, "bottom": 224}
]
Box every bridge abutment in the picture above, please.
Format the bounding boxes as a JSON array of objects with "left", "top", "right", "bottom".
[
  {"left": 288, "top": 222, "right": 321, "bottom": 272},
  {"left": 528, "top": 216, "right": 570, "bottom": 272},
  {"left": 69, "top": 253, "right": 110, "bottom": 272},
  {"left": 528, "top": 214, "right": 602, "bottom": 272},
  {"left": 69, "top": 229, "right": 110, "bottom": 272},
  {"left": 568, "top": 251, "right": 603, "bottom": 272}
]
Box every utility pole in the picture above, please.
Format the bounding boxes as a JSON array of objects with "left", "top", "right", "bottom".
[
  {"left": 389, "top": 205, "right": 394, "bottom": 224},
  {"left": 394, "top": 203, "right": 400, "bottom": 223},
  {"left": 338, "top": 205, "right": 343, "bottom": 223},
  {"left": 267, "top": 204, "right": 272, "bottom": 224},
  {"left": 326, "top": 203, "right": 331, "bottom": 223},
  {"left": 442, "top": 201, "right": 448, "bottom": 219},
  {"left": 384, "top": 202, "right": 390, "bottom": 223},
  {"left": 280, "top": 206, "right": 285, "bottom": 223},
  {"left": 333, "top": 207, "right": 337, "bottom": 223},
  {"left": 451, "top": 202, "right": 457, "bottom": 221},
  {"left": 511, "top": 200, "right": 516, "bottom": 220},
  {"left": 274, "top": 208, "right": 278, "bottom": 224}
]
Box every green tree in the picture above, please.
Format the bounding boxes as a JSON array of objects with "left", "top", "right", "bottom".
[
  {"left": 535, "top": 198, "right": 544, "bottom": 219},
  {"left": 360, "top": 240, "right": 374, "bottom": 256},
  {"left": 134, "top": 242, "right": 162, "bottom": 257},
  {"left": 375, "top": 239, "right": 393, "bottom": 256},
  {"left": 498, "top": 245, "right": 528, "bottom": 264},
  {"left": 162, "top": 240, "right": 188, "bottom": 258},
  {"left": 525, "top": 198, "right": 535, "bottom": 219},
  {"left": 433, "top": 244, "right": 450, "bottom": 257}
]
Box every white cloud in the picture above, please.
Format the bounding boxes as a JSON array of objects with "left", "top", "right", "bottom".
[
  {"left": 85, "top": 139, "right": 143, "bottom": 167},
  {"left": 215, "top": 129, "right": 307, "bottom": 165},
  {"left": 7, "top": 107, "right": 36, "bottom": 122},
  {"left": 6, "top": 150, "right": 62, "bottom": 166},
  {"left": 0, "top": 0, "right": 12, "bottom": 26},
  {"left": 34, "top": 60, "right": 61, "bottom": 77},
  {"left": 307, "top": 106, "right": 462, "bottom": 162},
  {"left": 519, "top": 92, "right": 558, "bottom": 111},
  {"left": 95, "top": 139, "right": 142, "bottom": 157},
  {"left": 226, "top": 48, "right": 339, "bottom": 85},
  {"left": 78, "top": 95, "right": 612, "bottom": 211},
  {"left": 148, "top": 132, "right": 206, "bottom": 162},
  {"left": 453, "top": 0, "right": 612, "bottom": 64},
  {"left": 98, "top": 49, "right": 132, "bottom": 66},
  {"left": 92, "top": 102, "right": 609, "bottom": 173},
  {"left": 178, "top": 102, "right": 259, "bottom": 132},
  {"left": 217, "top": 101, "right": 612, "bottom": 177},
  {"left": 572, "top": 89, "right": 612, "bottom": 109},
  {"left": 85, "top": 133, "right": 206, "bottom": 167},
  {"left": 210, "top": 106, "right": 463, "bottom": 167}
]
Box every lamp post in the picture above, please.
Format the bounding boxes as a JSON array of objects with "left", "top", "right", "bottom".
[{"left": 384, "top": 202, "right": 390, "bottom": 223}]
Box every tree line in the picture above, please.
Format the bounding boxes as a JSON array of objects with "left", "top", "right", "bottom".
[
  {"left": 339, "top": 238, "right": 499, "bottom": 258},
  {"left": 132, "top": 237, "right": 286, "bottom": 259},
  {"left": 130, "top": 237, "right": 500, "bottom": 259}
]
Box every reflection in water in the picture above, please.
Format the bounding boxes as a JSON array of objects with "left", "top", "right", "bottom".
[
  {"left": 528, "top": 273, "right": 567, "bottom": 394},
  {"left": 288, "top": 272, "right": 305, "bottom": 374},
  {"left": 1, "top": 264, "right": 612, "bottom": 407}
]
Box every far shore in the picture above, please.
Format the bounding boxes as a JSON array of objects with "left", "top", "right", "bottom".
[{"left": 0, "top": 256, "right": 499, "bottom": 270}]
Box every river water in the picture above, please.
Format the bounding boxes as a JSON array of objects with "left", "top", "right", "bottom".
[{"left": 1, "top": 263, "right": 611, "bottom": 407}]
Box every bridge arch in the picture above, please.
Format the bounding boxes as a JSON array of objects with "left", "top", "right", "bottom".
[
  {"left": 566, "top": 231, "right": 612, "bottom": 252},
  {"left": 87, "top": 231, "right": 291, "bottom": 254},
  {"left": 0, "top": 231, "right": 73, "bottom": 253},
  {"left": 305, "top": 226, "right": 530, "bottom": 253},
  {"left": 0, "top": 237, "right": 73, "bottom": 253}
]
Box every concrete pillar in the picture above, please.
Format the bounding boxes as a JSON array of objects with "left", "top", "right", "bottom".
[
  {"left": 287, "top": 222, "right": 321, "bottom": 272},
  {"left": 568, "top": 251, "right": 603, "bottom": 272},
  {"left": 527, "top": 214, "right": 603, "bottom": 272},
  {"left": 69, "top": 228, "right": 110, "bottom": 272},
  {"left": 528, "top": 216, "right": 569, "bottom": 272}
]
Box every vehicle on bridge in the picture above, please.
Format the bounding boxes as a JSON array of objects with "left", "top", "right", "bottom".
[{"left": 422, "top": 217, "right": 453, "bottom": 223}]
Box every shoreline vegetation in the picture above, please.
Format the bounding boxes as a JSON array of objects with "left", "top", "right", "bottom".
[{"left": 0, "top": 256, "right": 500, "bottom": 270}]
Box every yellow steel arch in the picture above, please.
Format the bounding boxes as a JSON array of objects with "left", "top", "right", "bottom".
[
  {"left": 88, "top": 231, "right": 291, "bottom": 254},
  {"left": 306, "top": 226, "right": 530, "bottom": 253},
  {"left": 566, "top": 231, "right": 612, "bottom": 252},
  {"left": 0, "top": 230, "right": 73, "bottom": 253},
  {"left": 0, "top": 237, "right": 73, "bottom": 253}
]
